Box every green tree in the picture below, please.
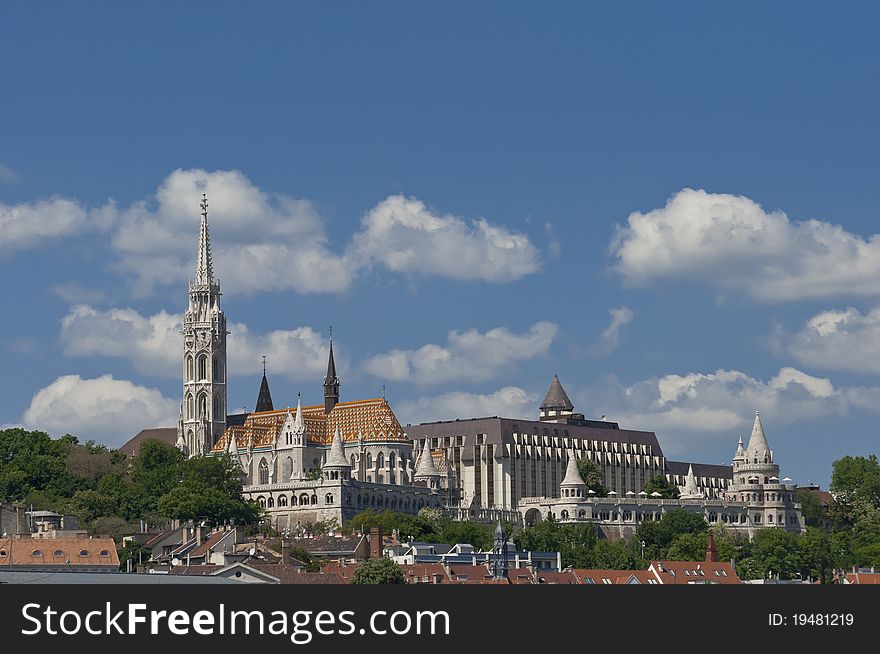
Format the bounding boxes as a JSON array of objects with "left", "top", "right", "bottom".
[
  {"left": 156, "top": 455, "right": 261, "bottom": 526},
  {"left": 513, "top": 516, "right": 602, "bottom": 568},
  {"left": 796, "top": 489, "right": 829, "bottom": 529},
  {"left": 643, "top": 475, "right": 680, "bottom": 499},
  {"left": 738, "top": 528, "right": 803, "bottom": 580},
  {"left": 636, "top": 509, "right": 707, "bottom": 559},
  {"left": 352, "top": 557, "right": 406, "bottom": 584},
  {"left": 576, "top": 458, "right": 608, "bottom": 496},
  {"left": 830, "top": 454, "right": 880, "bottom": 526},
  {"left": 800, "top": 527, "right": 835, "bottom": 583}
]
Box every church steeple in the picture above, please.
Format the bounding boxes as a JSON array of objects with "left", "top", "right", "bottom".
[
  {"left": 178, "top": 193, "right": 227, "bottom": 457},
  {"left": 195, "top": 193, "right": 214, "bottom": 285},
  {"left": 323, "top": 327, "right": 340, "bottom": 414},
  {"left": 255, "top": 357, "right": 274, "bottom": 413}
]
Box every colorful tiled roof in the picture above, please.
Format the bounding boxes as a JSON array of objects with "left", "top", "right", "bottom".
[{"left": 212, "top": 397, "right": 408, "bottom": 452}]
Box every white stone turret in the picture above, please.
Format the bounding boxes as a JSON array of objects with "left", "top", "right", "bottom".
[
  {"left": 414, "top": 440, "right": 440, "bottom": 489},
  {"left": 560, "top": 450, "right": 586, "bottom": 498},
  {"left": 324, "top": 426, "right": 351, "bottom": 481},
  {"left": 678, "top": 464, "right": 703, "bottom": 499}
]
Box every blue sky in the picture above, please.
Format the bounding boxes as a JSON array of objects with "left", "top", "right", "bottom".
[{"left": 2, "top": 2, "right": 879, "bottom": 487}]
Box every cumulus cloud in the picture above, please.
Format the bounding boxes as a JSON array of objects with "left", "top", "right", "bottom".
[
  {"left": 784, "top": 306, "right": 880, "bottom": 374},
  {"left": 111, "top": 168, "right": 354, "bottom": 295},
  {"left": 60, "top": 304, "right": 332, "bottom": 381},
  {"left": 611, "top": 188, "right": 880, "bottom": 303},
  {"left": 363, "top": 321, "right": 558, "bottom": 385},
  {"left": 350, "top": 195, "right": 540, "bottom": 283},
  {"left": 12, "top": 169, "right": 539, "bottom": 293},
  {"left": 597, "top": 306, "right": 633, "bottom": 354},
  {"left": 398, "top": 386, "right": 537, "bottom": 426},
  {"left": 20, "top": 374, "right": 178, "bottom": 446},
  {"left": 0, "top": 196, "right": 115, "bottom": 255},
  {"left": 587, "top": 366, "right": 863, "bottom": 454}
]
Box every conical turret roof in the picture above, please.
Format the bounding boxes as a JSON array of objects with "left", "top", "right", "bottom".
[
  {"left": 415, "top": 441, "right": 439, "bottom": 477},
  {"left": 541, "top": 375, "right": 574, "bottom": 411},
  {"left": 746, "top": 411, "right": 770, "bottom": 455},
  {"left": 326, "top": 425, "right": 350, "bottom": 468},
  {"left": 560, "top": 450, "right": 586, "bottom": 487},
  {"left": 255, "top": 372, "right": 274, "bottom": 413}
]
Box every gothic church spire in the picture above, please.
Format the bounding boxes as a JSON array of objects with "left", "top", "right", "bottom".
[
  {"left": 323, "top": 326, "right": 340, "bottom": 413},
  {"left": 195, "top": 193, "right": 214, "bottom": 284}
]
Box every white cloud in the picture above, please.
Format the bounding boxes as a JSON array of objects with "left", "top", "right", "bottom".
[
  {"left": 597, "top": 306, "right": 633, "bottom": 354},
  {"left": 59, "top": 304, "right": 332, "bottom": 381},
  {"left": 784, "top": 306, "right": 880, "bottom": 374},
  {"left": 0, "top": 196, "right": 115, "bottom": 256},
  {"left": 21, "top": 374, "right": 178, "bottom": 447},
  {"left": 351, "top": 194, "right": 540, "bottom": 283},
  {"left": 1, "top": 169, "right": 541, "bottom": 292},
  {"left": 398, "top": 387, "right": 537, "bottom": 426},
  {"left": 111, "top": 168, "right": 355, "bottom": 295},
  {"left": 0, "top": 163, "right": 21, "bottom": 184},
  {"left": 611, "top": 188, "right": 880, "bottom": 303},
  {"left": 363, "top": 321, "right": 558, "bottom": 385},
  {"left": 588, "top": 366, "right": 861, "bottom": 454}
]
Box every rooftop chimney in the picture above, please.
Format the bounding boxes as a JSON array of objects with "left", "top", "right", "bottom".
[
  {"left": 705, "top": 532, "right": 719, "bottom": 563},
  {"left": 281, "top": 535, "right": 291, "bottom": 565},
  {"left": 369, "top": 526, "right": 382, "bottom": 560}
]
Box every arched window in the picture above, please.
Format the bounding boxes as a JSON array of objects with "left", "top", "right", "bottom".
[
  {"left": 258, "top": 497, "right": 266, "bottom": 508},
  {"left": 291, "top": 495, "right": 298, "bottom": 506},
  {"left": 299, "top": 494, "right": 309, "bottom": 506},
  {"left": 198, "top": 354, "right": 208, "bottom": 380},
  {"left": 259, "top": 459, "right": 269, "bottom": 485},
  {"left": 311, "top": 495, "right": 318, "bottom": 505},
  {"left": 213, "top": 356, "right": 222, "bottom": 381},
  {"left": 350, "top": 455, "right": 356, "bottom": 470},
  {"left": 186, "top": 355, "right": 194, "bottom": 381},
  {"left": 377, "top": 453, "right": 384, "bottom": 469},
  {"left": 282, "top": 457, "right": 292, "bottom": 481},
  {"left": 366, "top": 453, "right": 373, "bottom": 468},
  {"left": 198, "top": 393, "right": 208, "bottom": 419},
  {"left": 389, "top": 452, "right": 396, "bottom": 468},
  {"left": 325, "top": 493, "right": 334, "bottom": 504},
  {"left": 213, "top": 395, "right": 221, "bottom": 419},
  {"left": 267, "top": 497, "right": 275, "bottom": 508},
  {"left": 186, "top": 393, "right": 194, "bottom": 420},
  {"left": 278, "top": 495, "right": 288, "bottom": 507}
]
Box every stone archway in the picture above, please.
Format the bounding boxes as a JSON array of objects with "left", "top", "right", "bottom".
[{"left": 524, "top": 508, "right": 542, "bottom": 527}]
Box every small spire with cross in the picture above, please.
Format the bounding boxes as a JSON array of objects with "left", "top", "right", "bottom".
[
  {"left": 382, "top": 384, "right": 386, "bottom": 400},
  {"left": 262, "top": 354, "right": 267, "bottom": 376},
  {"left": 200, "top": 192, "right": 208, "bottom": 217}
]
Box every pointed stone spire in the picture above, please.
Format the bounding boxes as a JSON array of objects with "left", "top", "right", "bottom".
[
  {"left": 292, "top": 393, "right": 305, "bottom": 434},
  {"left": 415, "top": 440, "right": 439, "bottom": 478},
  {"left": 541, "top": 375, "right": 574, "bottom": 412},
  {"left": 680, "top": 464, "right": 702, "bottom": 498},
  {"left": 747, "top": 411, "right": 770, "bottom": 456},
  {"left": 326, "top": 425, "right": 350, "bottom": 469},
  {"left": 560, "top": 450, "right": 586, "bottom": 489},
  {"left": 323, "top": 327, "right": 340, "bottom": 414},
  {"left": 255, "top": 359, "right": 274, "bottom": 413},
  {"left": 195, "top": 193, "right": 214, "bottom": 284}
]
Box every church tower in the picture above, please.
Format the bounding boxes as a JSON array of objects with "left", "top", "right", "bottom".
[
  {"left": 323, "top": 328, "right": 340, "bottom": 413},
  {"left": 178, "top": 194, "right": 228, "bottom": 457}
]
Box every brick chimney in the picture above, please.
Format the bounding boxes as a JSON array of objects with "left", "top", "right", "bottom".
[
  {"left": 281, "top": 535, "right": 291, "bottom": 565},
  {"left": 705, "top": 532, "right": 719, "bottom": 563},
  {"left": 369, "top": 526, "right": 383, "bottom": 559}
]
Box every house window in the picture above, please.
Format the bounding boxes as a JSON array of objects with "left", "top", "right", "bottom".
[{"left": 259, "top": 459, "right": 269, "bottom": 485}]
